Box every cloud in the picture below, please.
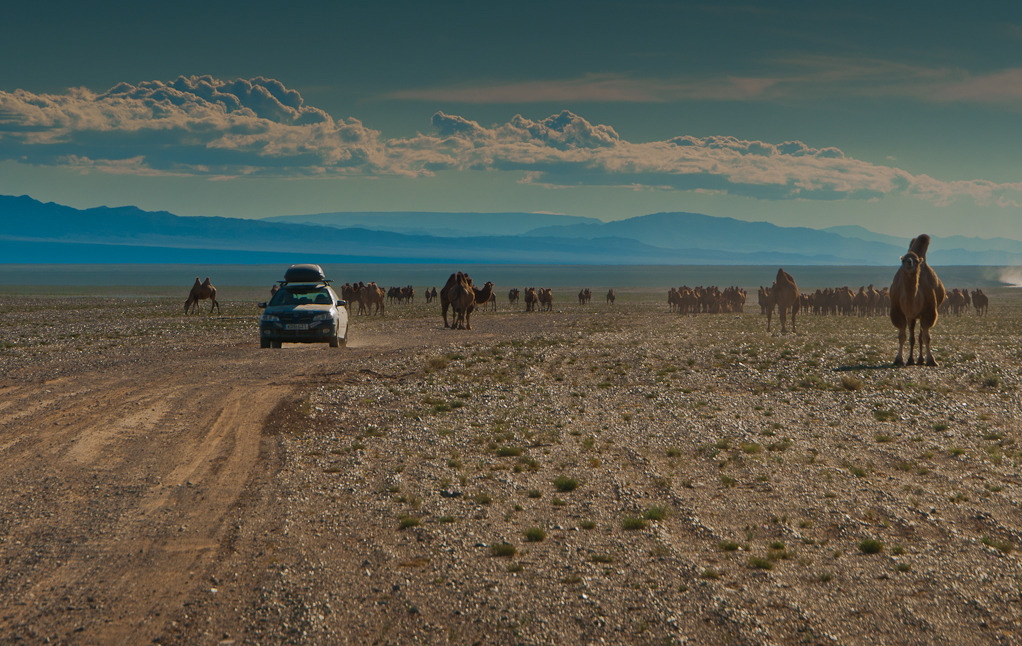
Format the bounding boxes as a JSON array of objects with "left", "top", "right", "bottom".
[
  {"left": 0, "top": 76, "right": 389, "bottom": 176},
  {"left": 1, "top": 76, "right": 1021, "bottom": 208}
]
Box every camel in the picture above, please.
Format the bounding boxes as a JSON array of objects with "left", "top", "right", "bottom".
[
  {"left": 508, "top": 288, "right": 520, "bottom": 306},
  {"left": 360, "top": 282, "right": 386, "bottom": 315},
  {"left": 184, "top": 276, "right": 220, "bottom": 314},
  {"left": 890, "top": 234, "right": 946, "bottom": 366},
  {"left": 766, "top": 268, "right": 798, "bottom": 333},
  {"left": 447, "top": 275, "right": 494, "bottom": 330},
  {"left": 524, "top": 287, "right": 538, "bottom": 312},
  {"left": 441, "top": 272, "right": 468, "bottom": 327},
  {"left": 972, "top": 289, "right": 989, "bottom": 316},
  {"left": 606, "top": 289, "right": 616, "bottom": 304},
  {"left": 538, "top": 288, "right": 554, "bottom": 311}
]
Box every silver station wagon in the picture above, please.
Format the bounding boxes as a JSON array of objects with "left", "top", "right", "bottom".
[{"left": 259, "top": 264, "right": 349, "bottom": 348}]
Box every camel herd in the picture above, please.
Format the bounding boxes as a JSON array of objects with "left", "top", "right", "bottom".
[
  {"left": 183, "top": 234, "right": 991, "bottom": 366},
  {"left": 668, "top": 285, "right": 747, "bottom": 315}
]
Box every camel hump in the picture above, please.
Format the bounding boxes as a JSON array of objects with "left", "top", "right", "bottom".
[
  {"left": 909, "top": 234, "right": 931, "bottom": 259},
  {"left": 202, "top": 277, "right": 212, "bottom": 285}
]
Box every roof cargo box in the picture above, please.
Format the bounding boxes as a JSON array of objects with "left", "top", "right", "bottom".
[{"left": 284, "top": 264, "right": 327, "bottom": 283}]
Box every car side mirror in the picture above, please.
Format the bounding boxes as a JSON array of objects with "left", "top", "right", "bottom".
[
  {"left": 337, "top": 300, "right": 346, "bottom": 307},
  {"left": 258, "top": 302, "right": 267, "bottom": 308}
]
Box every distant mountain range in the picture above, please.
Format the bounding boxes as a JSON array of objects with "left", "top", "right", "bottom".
[{"left": 2, "top": 194, "right": 1021, "bottom": 266}]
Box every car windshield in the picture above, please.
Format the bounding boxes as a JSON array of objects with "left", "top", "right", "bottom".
[{"left": 269, "top": 285, "right": 333, "bottom": 306}]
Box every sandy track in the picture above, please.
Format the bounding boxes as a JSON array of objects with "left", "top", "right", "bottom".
[{"left": 0, "top": 335, "right": 334, "bottom": 644}]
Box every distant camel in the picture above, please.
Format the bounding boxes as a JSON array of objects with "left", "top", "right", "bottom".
[
  {"left": 606, "top": 289, "right": 616, "bottom": 304},
  {"left": 766, "top": 268, "right": 798, "bottom": 333},
  {"left": 360, "top": 282, "right": 386, "bottom": 315},
  {"left": 890, "top": 234, "right": 946, "bottom": 366},
  {"left": 538, "top": 288, "right": 554, "bottom": 311},
  {"left": 972, "top": 289, "right": 989, "bottom": 316},
  {"left": 441, "top": 272, "right": 468, "bottom": 328},
  {"left": 508, "top": 288, "right": 520, "bottom": 306},
  {"left": 448, "top": 275, "right": 494, "bottom": 330},
  {"left": 524, "top": 287, "right": 538, "bottom": 312},
  {"left": 184, "top": 276, "right": 220, "bottom": 314}
]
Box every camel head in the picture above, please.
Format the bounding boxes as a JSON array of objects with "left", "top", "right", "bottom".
[{"left": 900, "top": 252, "right": 922, "bottom": 272}]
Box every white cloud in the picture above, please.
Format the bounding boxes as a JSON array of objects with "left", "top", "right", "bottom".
[{"left": 1, "top": 76, "right": 1021, "bottom": 208}]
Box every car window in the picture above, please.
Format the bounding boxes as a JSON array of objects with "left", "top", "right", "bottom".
[{"left": 269, "top": 286, "right": 332, "bottom": 306}]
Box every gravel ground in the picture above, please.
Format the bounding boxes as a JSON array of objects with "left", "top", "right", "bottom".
[{"left": 1, "top": 288, "right": 1021, "bottom": 645}]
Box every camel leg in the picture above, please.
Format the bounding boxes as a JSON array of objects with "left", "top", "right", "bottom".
[
  {"left": 921, "top": 325, "right": 938, "bottom": 366},
  {"left": 790, "top": 307, "right": 796, "bottom": 334},
  {"left": 906, "top": 320, "right": 917, "bottom": 366},
  {"left": 779, "top": 309, "right": 787, "bottom": 334},
  {"left": 894, "top": 325, "right": 907, "bottom": 366}
]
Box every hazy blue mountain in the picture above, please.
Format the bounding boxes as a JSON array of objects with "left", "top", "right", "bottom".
[
  {"left": 264, "top": 212, "right": 602, "bottom": 237},
  {"left": 824, "top": 225, "right": 1022, "bottom": 254},
  {"left": 2, "top": 195, "right": 1020, "bottom": 266},
  {"left": 526, "top": 212, "right": 907, "bottom": 264}
]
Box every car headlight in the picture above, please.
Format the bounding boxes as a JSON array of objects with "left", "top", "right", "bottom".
[
  {"left": 261, "top": 314, "right": 280, "bottom": 323},
  {"left": 311, "top": 313, "right": 334, "bottom": 323}
]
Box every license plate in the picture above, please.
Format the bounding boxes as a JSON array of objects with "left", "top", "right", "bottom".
[{"left": 285, "top": 323, "right": 310, "bottom": 330}]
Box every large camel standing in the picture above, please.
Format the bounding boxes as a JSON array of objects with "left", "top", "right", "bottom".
[
  {"left": 184, "top": 277, "right": 220, "bottom": 314},
  {"left": 766, "top": 268, "right": 798, "bottom": 333},
  {"left": 890, "top": 234, "right": 946, "bottom": 366}
]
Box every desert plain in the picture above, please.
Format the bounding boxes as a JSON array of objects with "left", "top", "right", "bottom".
[{"left": 1, "top": 285, "right": 1021, "bottom": 645}]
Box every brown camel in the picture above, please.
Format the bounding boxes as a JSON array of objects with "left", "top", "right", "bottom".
[
  {"left": 606, "top": 289, "right": 616, "bottom": 304},
  {"left": 441, "top": 272, "right": 470, "bottom": 328},
  {"left": 448, "top": 276, "right": 494, "bottom": 330},
  {"left": 538, "top": 288, "right": 554, "bottom": 311},
  {"left": 360, "top": 282, "right": 386, "bottom": 315},
  {"left": 184, "top": 276, "right": 220, "bottom": 314},
  {"left": 890, "top": 234, "right": 946, "bottom": 366},
  {"left": 972, "top": 289, "right": 989, "bottom": 316},
  {"left": 766, "top": 268, "right": 798, "bottom": 333},
  {"left": 524, "top": 287, "right": 538, "bottom": 312},
  {"left": 508, "top": 288, "right": 520, "bottom": 306}
]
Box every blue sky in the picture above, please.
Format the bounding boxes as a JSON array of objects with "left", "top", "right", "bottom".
[{"left": 2, "top": 1, "right": 1022, "bottom": 240}]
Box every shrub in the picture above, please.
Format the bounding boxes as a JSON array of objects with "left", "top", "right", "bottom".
[
  {"left": 524, "top": 527, "right": 547, "bottom": 542},
  {"left": 398, "top": 514, "right": 421, "bottom": 529},
  {"left": 621, "top": 517, "right": 647, "bottom": 531},
  {"left": 489, "top": 542, "right": 517, "bottom": 557},
  {"left": 553, "top": 476, "right": 579, "bottom": 492},
  {"left": 858, "top": 539, "right": 884, "bottom": 554},
  {"left": 642, "top": 505, "right": 669, "bottom": 521}
]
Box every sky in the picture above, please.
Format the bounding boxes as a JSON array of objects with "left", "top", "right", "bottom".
[{"left": 2, "top": 0, "right": 1022, "bottom": 241}]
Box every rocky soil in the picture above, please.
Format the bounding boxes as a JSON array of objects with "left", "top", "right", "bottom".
[{"left": 1, "top": 289, "right": 1021, "bottom": 645}]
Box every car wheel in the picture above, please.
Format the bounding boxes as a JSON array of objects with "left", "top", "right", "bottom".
[
  {"left": 260, "top": 338, "right": 271, "bottom": 349},
  {"left": 271, "top": 340, "right": 282, "bottom": 349}
]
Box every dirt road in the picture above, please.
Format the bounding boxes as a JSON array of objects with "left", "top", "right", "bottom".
[{"left": 0, "top": 324, "right": 322, "bottom": 643}]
